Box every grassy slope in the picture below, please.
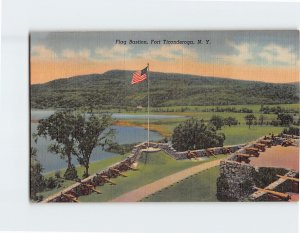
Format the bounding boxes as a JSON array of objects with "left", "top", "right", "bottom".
[
  {"left": 142, "top": 166, "right": 220, "bottom": 202},
  {"left": 220, "top": 125, "right": 284, "bottom": 145},
  {"left": 38, "top": 154, "right": 127, "bottom": 198},
  {"left": 79, "top": 152, "right": 228, "bottom": 202}
]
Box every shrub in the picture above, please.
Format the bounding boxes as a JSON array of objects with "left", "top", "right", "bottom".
[
  {"left": 64, "top": 165, "right": 78, "bottom": 180},
  {"left": 283, "top": 126, "right": 300, "bottom": 136},
  {"left": 54, "top": 171, "right": 61, "bottom": 179}
]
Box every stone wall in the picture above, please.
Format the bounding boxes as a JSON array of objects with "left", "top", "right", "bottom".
[
  {"left": 42, "top": 141, "right": 245, "bottom": 202},
  {"left": 216, "top": 135, "right": 298, "bottom": 201},
  {"left": 217, "top": 160, "right": 256, "bottom": 201},
  {"left": 157, "top": 142, "right": 245, "bottom": 160},
  {"left": 216, "top": 159, "right": 291, "bottom": 201}
]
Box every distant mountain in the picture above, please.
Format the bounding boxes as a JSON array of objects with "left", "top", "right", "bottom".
[{"left": 31, "top": 70, "right": 299, "bottom": 109}]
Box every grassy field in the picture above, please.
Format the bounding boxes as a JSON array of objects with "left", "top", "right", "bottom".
[
  {"left": 142, "top": 166, "right": 220, "bottom": 202},
  {"left": 79, "top": 151, "right": 228, "bottom": 202},
  {"left": 38, "top": 154, "right": 127, "bottom": 199},
  {"left": 220, "top": 125, "right": 284, "bottom": 145},
  {"left": 116, "top": 116, "right": 285, "bottom": 145}
]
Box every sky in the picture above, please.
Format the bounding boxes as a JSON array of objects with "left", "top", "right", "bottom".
[{"left": 30, "top": 31, "right": 299, "bottom": 84}]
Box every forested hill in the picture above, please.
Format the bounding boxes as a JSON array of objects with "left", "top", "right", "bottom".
[{"left": 31, "top": 70, "right": 299, "bottom": 109}]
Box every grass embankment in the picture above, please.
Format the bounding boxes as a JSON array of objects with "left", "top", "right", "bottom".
[
  {"left": 115, "top": 116, "right": 284, "bottom": 145},
  {"left": 142, "top": 166, "right": 220, "bottom": 202},
  {"left": 38, "top": 154, "right": 127, "bottom": 198},
  {"left": 79, "top": 151, "right": 228, "bottom": 202}
]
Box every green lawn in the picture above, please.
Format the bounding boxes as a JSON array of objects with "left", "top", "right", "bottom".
[
  {"left": 142, "top": 166, "right": 220, "bottom": 202},
  {"left": 38, "top": 154, "right": 127, "bottom": 198},
  {"left": 79, "top": 151, "right": 228, "bottom": 202},
  {"left": 220, "top": 125, "right": 284, "bottom": 145}
]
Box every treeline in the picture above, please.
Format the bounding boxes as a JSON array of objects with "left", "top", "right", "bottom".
[
  {"left": 31, "top": 70, "right": 299, "bottom": 109},
  {"left": 209, "top": 112, "right": 299, "bottom": 129},
  {"left": 260, "top": 105, "right": 299, "bottom": 114},
  {"left": 151, "top": 106, "right": 253, "bottom": 113}
]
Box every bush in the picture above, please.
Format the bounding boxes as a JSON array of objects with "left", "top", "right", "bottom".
[
  {"left": 54, "top": 171, "right": 61, "bottom": 179},
  {"left": 45, "top": 177, "right": 57, "bottom": 189},
  {"left": 64, "top": 165, "right": 78, "bottom": 180},
  {"left": 283, "top": 126, "right": 300, "bottom": 136},
  {"left": 172, "top": 118, "right": 225, "bottom": 151},
  {"left": 270, "top": 119, "right": 281, "bottom": 126}
]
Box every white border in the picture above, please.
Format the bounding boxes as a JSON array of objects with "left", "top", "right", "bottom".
[{"left": 1, "top": 0, "right": 299, "bottom": 232}]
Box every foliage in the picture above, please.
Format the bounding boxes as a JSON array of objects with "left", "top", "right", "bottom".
[
  {"left": 223, "top": 116, "right": 238, "bottom": 127},
  {"left": 258, "top": 115, "right": 264, "bottom": 125},
  {"left": 277, "top": 113, "right": 293, "bottom": 126},
  {"left": 73, "top": 113, "right": 115, "bottom": 178},
  {"left": 244, "top": 114, "right": 256, "bottom": 128},
  {"left": 64, "top": 164, "right": 78, "bottom": 180},
  {"left": 260, "top": 105, "right": 299, "bottom": 114},
  {"left": 54, "top": 171, "right": 61, "bottom": 179},
  {"left": 30, "top": 147, "right": 46, "bottom": 201},
  {"left": 172, "top": 118, "right": 225, "bottom": 151},
  {"left": 270, "top": 119, "right": 281, "bottom": 126},
  {"left": 31, "top": 70, "right": 299, "bottom": 109},
  {"left": 282, "top": 126, "right": 300, "bottom": 136},
  {"left": 36, "top": 111, "right": 78, "bottom": 171},
  {"left": 209, "top": 115, "right": 224, "bottom": 130},
  {"left": 106, "top": 143, "right": 135, "bottom": 155}
]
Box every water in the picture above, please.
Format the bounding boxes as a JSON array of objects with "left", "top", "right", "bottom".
[
  {"left": 31, "top": 110, "right": 165, "bottom": 172},
  {"left": 31, "top": 110, "right": 182, "bottom": 121},
  {"left": 111, "top": 113, "right": 182, "bottom": 119}
]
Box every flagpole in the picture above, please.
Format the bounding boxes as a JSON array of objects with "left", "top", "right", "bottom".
[{"left": 147, "top": 63, "right": 150, "bottom": 148}]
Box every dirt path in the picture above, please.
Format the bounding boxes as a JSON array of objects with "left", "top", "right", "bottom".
[{"left": 111, "top": 159, "right": 222, "bottom": 202}]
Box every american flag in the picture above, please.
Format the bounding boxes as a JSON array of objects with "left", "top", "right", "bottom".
[{"left": 131, "top": 66, "right": 148, "bottom": 84}]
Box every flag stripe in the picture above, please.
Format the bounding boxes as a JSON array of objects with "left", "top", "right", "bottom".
[{"left": 131, "top": 67, "right": 148, "bottom": 84}]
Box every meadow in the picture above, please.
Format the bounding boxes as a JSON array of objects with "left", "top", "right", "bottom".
[
  {"left": 115, "top": 103, "right": 297, "bottom": 144},
  {"left": 142, "top": 166, "right": 220, "bottom": 202},
  {"left": 78, "top": 152, "right": 227, "bottom": 202}
]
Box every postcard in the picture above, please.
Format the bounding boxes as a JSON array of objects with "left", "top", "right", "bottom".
[{"left": 30, "top": 31, "right": 299, "bottom": 203}]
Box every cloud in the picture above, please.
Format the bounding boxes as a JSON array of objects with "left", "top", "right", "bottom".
[
  {"left": 31, "top": 45, "right": 57, "bottom": 59},
  {"left": 258, "top": 43, "right": 297, "bottom": 66},
  {"left": 61, "top": 49, "right": 91, "bottom": 59},
  {"left": 219, "top": 42, "right": 298, "bottom": 67},
  {"left": 95, "top": 44, "right": 131, "bottom": 60},
  {"left": 139, "top": 44, "right": 198, "bottom": 61},
  {"left": 219, "top": 43, "right": 253, "bottom": 65}
]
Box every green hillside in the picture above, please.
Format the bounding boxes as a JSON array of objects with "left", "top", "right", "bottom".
[{"left": 31, "top": 70, "right": 299, "bottom": 109}]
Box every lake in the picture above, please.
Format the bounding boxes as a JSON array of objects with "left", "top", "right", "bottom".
[
  {"left": 30, "top": 110, "right": 177, "bottom": 173},
  {"left": 31, "top": 110, "right": 182, "bottom": 121}
]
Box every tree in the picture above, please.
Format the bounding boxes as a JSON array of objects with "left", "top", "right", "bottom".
[
  {"left": 223, "top": 117, "right": 238, "bottom": 127},
  {"left": 36, "top": 111, "right": 78, "bottom": 180},
  {"left": 244, "top": 114, "right": 256, "bottom": 128},
  {"left": 172, "top": 118, "right": 225, "bottom": 151},
  {"left": 277, "top": 113, "right": 293, "bottom": 126},
  {"left": 282, "top": 126, "right": 300, "bottom": 136},
  {"left": 258, "top": 115, "right": 264, "bottom": 126},
  {"left": 74, "top": 113, "right": 115, "bottom": 178},
  {"left": 209, "top": 115, "right": 224, "bottom": 130},
  {"left": 30, "top": 147, "right": 45, "bottom": 201}
]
